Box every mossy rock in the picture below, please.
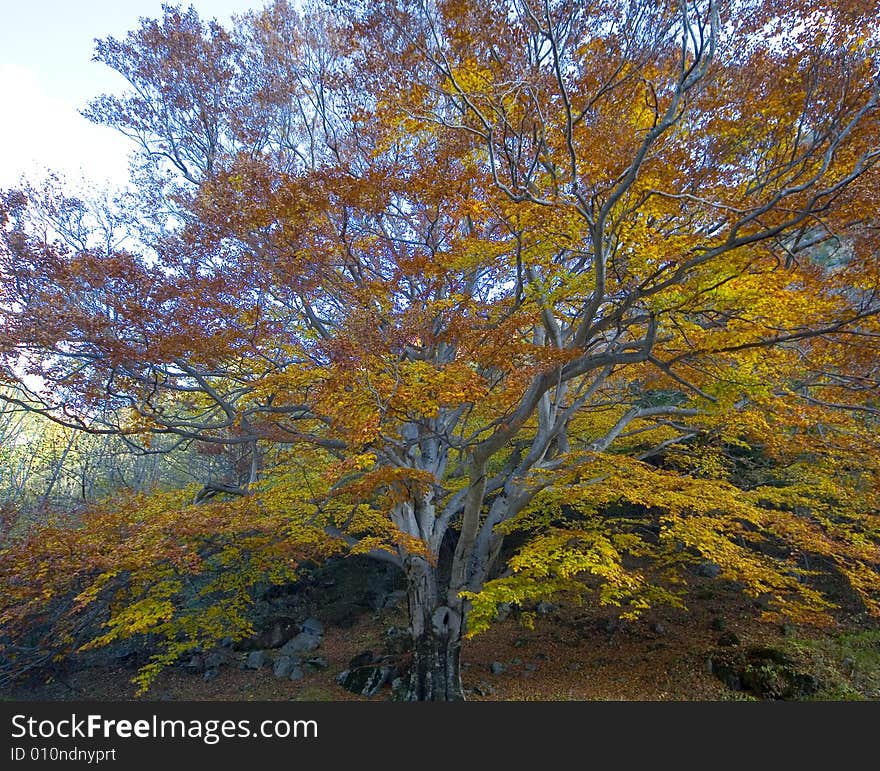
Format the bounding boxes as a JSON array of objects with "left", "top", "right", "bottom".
[
  {"left": 336, "top": 665, "right": 392, "bottom": 697},
  {"left": 709, "top": 646, "right": 820, "bottom": 700}
]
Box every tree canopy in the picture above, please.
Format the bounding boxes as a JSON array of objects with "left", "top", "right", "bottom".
[{"left": 1, "top": 0, "right": 879, "bottom": 700}]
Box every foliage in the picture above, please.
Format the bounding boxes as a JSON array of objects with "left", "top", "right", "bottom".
[
  {"left": 1, "top": 0, "right": 879, "bottom": 698},
  {"left": 786, "top": 628, "right": 880, "bottom": 700},
  {"left": 0, "top": 473, "right": 339, "bottom": 692}
]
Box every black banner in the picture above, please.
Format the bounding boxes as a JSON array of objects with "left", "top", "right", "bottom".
[{"left": 0, "top": 700, "right": 863, "bottom": 765}]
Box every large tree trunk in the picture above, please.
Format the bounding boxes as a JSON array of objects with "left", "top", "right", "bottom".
[{"left": 404, "top": 556, "right": 465, "bottom": 701}]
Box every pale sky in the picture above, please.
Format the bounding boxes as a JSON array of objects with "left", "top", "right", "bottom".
[{"left": 0, "top": 1, "right": 264, "bottom": 191}]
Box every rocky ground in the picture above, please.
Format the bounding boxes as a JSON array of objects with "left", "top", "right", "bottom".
[{"left": 5, "top": 558, "right": 879, "bottom": 702}]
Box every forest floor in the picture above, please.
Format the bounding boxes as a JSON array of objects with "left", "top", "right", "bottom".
[{"left": 6, "top": 574, "right": 880, "bottom": 702}]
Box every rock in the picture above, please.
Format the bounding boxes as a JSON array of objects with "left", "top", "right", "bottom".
[
  {"left": 307, "top": 556, "right": 402, "bottom": 627},
  {"left": 236, "top": 618, "right": 299, "bottom": 651},
  {"left": 524, "top": 662, "right": 537, "bottom": 672},
  {"left": 741, "top": 651, "right": 819, "bottom": 699},
  {"left": 304, "top": 656, "right": 329, "bottom": 670},
  {"left": 536, "top": 601, "right": 557, "bottom": 615},
  {"left": 280, "top": 632, "right": 321, "bottom": 656},
  {"left": 300, "top": 618, "right": 324, "bottom": 637},
  {"left": 651, "top": 622, "right": 666, "bottom": 636},
  {"left": 842, "top": 656, "right": 855, "bottom": 674},
  {"left": 710, "top": 616, "right": 726, "bottom": 632},
  {"left": 266, "top": 620, "right": 298, "bottom": 648},
  {"left": 511, "top": 657, "right": 522, "bottom": 666},
  {"left": 567, "top": 662, "right": 582, "bottom": 672},
  {"left": 336, "top": 666, "right": 392, "bottom": 697},
  {"left": 203, "top": 668, "right": 220, "bottom": 682},
  {"left": 350, "top": 650, "right": 375, "bottom": 668},
  {"left": 289, "top": 666, "right": 305, "bottom": 681},
  {"left": 245, "top": 650, "right": 268, "bottom": 670},
  {"left": 710, "top": 658, "right": 742, "bottom": 690},
  {"left": 204, "top": 650, "right": 230, "bottom": 670},
  {"left": 513, "top": 638, "right": 527, "bottom": 648},
  {"left": 495, "top": 602, "right": 513, "bottom": 622},
  {"left": 717, "top": 631, "right": 740, "bottom": 647},
  {"left": 490, "top": 661, "right": 506, "bottom": 675},
  {"left": 696, "top": 561, "right": 722, "bottom": 578},
  {"left": 183, "top": 654, "right": 205, "bottom": 674},
  {"left": 473, "top": 682, "right": 495, "bottom": 697},
  {"left": 710, "top": 646, "right": 820, "bottom": 699},
  {"left": 273, "top": 655, "right": 297, "bottom": 678}
]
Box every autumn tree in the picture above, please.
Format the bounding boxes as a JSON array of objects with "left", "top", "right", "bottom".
[{"left": 2, "top": 0, "right": 879, "bottom": 700}]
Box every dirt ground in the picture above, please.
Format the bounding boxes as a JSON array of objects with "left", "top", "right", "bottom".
[{"left": 6, "top": 575, "right": 878, "bottom": 701}]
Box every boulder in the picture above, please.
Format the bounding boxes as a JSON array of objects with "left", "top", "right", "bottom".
[
  {"left": 308, "top": 556, "right": 403, "bottom": 627},
  {"left": 204, "top": 649, "right": 231, "bottom": 669},
  {"left": 236, "top": 618, "right": 299, "bottom": 651},
  {"left": 709, "top": 646, "right": 820, "bottom": 699},
  {"left": 273, "top": 655, "right": 299, "bottom": 678},
  {"left": 183, "top": 654, "right": 205, "bottom": 675},
  {"left": 245, "top": 650, "right": 268, "bottom": 670},
  {"left": 300, "top": 618, "right": 324, "bottom": 637},
  {"left": 336, "top": 665, "right": 392, "bottom": 697},
  {"left": 280, "top": 632, "right": 321, "bottom": 656}
]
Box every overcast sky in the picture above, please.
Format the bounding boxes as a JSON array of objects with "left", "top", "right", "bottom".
[{"left": 0, "top": 1, "right": 263, "bottom": 191}]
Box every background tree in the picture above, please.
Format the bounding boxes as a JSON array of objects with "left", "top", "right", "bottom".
[{"left": 1, "top": 0, "right": 879, "bottom": 700}]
